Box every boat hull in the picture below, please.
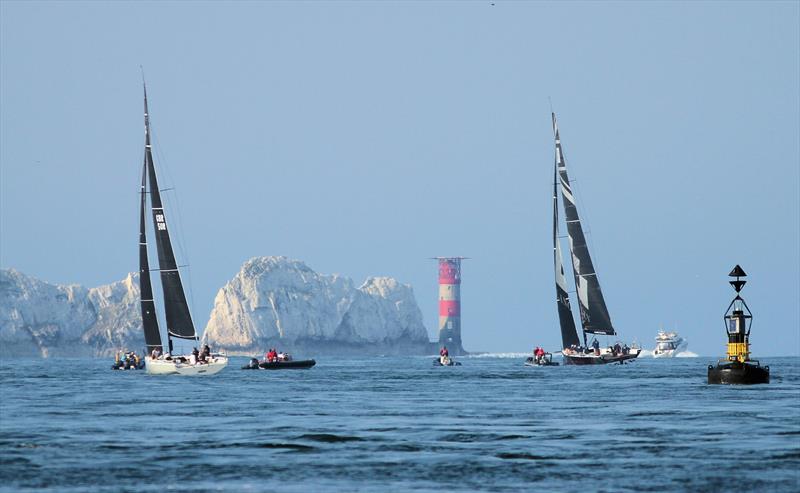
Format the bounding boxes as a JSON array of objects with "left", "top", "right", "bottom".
[
  {"left": 145, "top": 356, "right": 228, "bottom": 375},
  {"left": 241, "top": 359, "right": 316, "bottom": 370},
  {"left": 562, "top": 349, "right": 641, "bottom": 365},
  {"left": 708, "top": 361, "right": 769, "bottom": 384},
  {"left": 524, "top": 356, "right": 559, "bottom": 366},
  {"left": 111, "top": 360, "right": 145, "bottom": 370},
  {"left": 433, "top": 358, "right": 461, "bottom": 366}
]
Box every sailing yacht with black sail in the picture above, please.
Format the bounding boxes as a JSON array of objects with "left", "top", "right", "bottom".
[
  {"left": 551, "top": 113, "right": 640, "bottom": 365},
  {"left": 139, "top": 83, "right": 227, "bottom": 375}
]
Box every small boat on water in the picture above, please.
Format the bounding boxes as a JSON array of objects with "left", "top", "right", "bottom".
[
  {"left": 241, "top": 358, "right": 316, "bottom": 370},
  {"left": 135, "top": 81, "right": 228, "bottom": 376},
  {"left": 433, "top": 355, "right": 461, "bottom": 366},
  {"left": 111, "top": 351, "right": 145, "bottom": 370},
  {"left": 549, "top": 113, "right": 641, "bottom": 365},
  {"left": 524, "top": 352, "right": 560, "bottom": 366},
  {"left": 653, "top": 330, "right": 688, "bottom": 358}
]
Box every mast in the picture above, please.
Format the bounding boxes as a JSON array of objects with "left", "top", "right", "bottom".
[
  {"left": 552, "top": 132, "right": 580, "bottom": 349},
  {"left": 143, "top": 82, "right": 198, "bottom": 349},
  {"left": 552, "top": 113, "right": 615, "bottom": 338},
  {"left": 139, "top": 154, "right": 163, "bottom": 353}
]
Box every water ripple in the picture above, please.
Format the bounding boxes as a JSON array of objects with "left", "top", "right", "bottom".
[{"left": 0, "top": 356, "right": 798, "bottom": 492}]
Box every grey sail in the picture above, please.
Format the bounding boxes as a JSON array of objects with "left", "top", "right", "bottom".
[
  {"left": 552, "top": 113, "right": 615, "bottom": 336},
  {"left": 143, "top": 85, "right": 197, "bottom": 341},
  {"left": 139, "top": 158, "right": 163, "bottom": 353},
  {"left": 553, "top": 152, "right": 581, "bottom": 348}
]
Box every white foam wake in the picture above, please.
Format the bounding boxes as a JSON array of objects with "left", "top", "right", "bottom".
[{"left": 639, "top": 349, "right": 698, "bottom": 358}]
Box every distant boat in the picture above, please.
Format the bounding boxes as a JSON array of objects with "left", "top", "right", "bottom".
[
  {"left": 550, "top": 113, "right": 641, "bottom": 365},
  {"left": 241, "top": 357, "right": 317, "bottom": 370},
  {"left": 524, "top": 352, "right": 559, "bottom": 367},
  {"left": 653, "top": 330, "right": 688, "bottom": 358},
  {"left": 433, "top": 355, "right": 461, "bottom": 366},
  {"left": 137, "top": 82, "right": 228, "bottom": 376}
]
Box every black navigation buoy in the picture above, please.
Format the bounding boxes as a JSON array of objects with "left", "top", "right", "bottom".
[{"left": 707, "top": 265, "right": 769, "bottom": 385}]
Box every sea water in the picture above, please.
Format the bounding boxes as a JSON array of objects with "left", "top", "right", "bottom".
[{"left": 1, "top": 356, "right": 798, "bottom": 492}]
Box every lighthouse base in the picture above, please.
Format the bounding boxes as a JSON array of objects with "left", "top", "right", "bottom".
[{"left": 708, "top": 360, "right": 769, "bottom": 385}]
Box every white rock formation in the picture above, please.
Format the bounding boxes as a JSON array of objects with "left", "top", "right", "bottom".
[
  {"left": 203, "top": 257, "right": 432, "bottom": 354},
  {"left": 0, "top": 259, "right": 434, "bottom": 358},
  {"left": 0, "top": 269, "right": 101, "bottom": 357},
  {"left": 82, "top": 273, "right": 143, "bottom": 355}
]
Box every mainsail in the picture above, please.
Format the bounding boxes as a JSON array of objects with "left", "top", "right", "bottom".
[
  {"left": 553, "top": 152, "right": 581, "bottom": 348},
  {"left": 143, "top": 85, "right": 197, "bottom": 342},
  {"left": 139, "top": 158, "right": 163, "bottom": 353},
  {"left": 552, "top": 113, "right": 615, "bottom": 336}
]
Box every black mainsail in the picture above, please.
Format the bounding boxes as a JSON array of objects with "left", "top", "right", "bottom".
[
  {"left": 143, "top": 85, "right": 198, "bottom": 344},
  {"left": 139, "top": 157, "right": 163, "bottom": 353},
  {"left": 552, "top": 113, "right": 615, "bottom": 338},
  {"left": 553, "top": 148, "right": 581, "bottom": 349}
]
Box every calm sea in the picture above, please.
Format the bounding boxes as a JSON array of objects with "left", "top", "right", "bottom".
[{"left": 1, "top": 355, "right": 798, "bottom": 492}]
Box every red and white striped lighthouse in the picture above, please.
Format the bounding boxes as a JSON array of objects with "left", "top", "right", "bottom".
[{"left": 435, "top": 257, "right": 467, "bottom": 355}]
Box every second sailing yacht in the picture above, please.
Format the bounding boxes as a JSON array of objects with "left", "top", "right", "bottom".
[{"left": 551, "top": 113, "right": 640, "bottom": 365}]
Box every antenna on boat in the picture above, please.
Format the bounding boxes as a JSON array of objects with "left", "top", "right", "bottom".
[{"left": 140, "top": 65, "right": 147, "bottom": 101}]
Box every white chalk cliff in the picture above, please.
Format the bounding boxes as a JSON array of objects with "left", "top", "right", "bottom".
[
  {"left": 203, "top": 257, "right": 432, "bottom": 354},
  {"left": 0, "top": 269, "right": 143, "bottom": 357},
  {"left": 0, "top": 259, "right": 433, "bottom": 358}
]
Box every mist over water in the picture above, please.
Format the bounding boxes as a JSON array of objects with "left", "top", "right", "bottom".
[{"left": 1, "top": 356, "right": 798, "bottom": 492}]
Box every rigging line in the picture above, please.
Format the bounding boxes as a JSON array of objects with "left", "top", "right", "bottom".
[
  {"left": 150, "top": 127, "right": 197, "bottom": 325},
  {"left": 157, "top": 159, "right": 195, "bottom": 319},
  {"left": 569, "top": 174, "right": 605, "bottom": 288}
]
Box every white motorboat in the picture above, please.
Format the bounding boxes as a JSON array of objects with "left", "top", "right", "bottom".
[{"left": 653, "top": 330, "right": 688, "bottom": 358}]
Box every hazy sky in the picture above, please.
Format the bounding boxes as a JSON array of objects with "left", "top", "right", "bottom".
[{"left": 2, "top": 1, "right": 798, "bottom": 356}]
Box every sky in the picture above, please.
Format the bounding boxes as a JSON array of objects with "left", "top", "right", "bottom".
[{"left": 1, "top": 1, "right": 798, "bottom": 356}]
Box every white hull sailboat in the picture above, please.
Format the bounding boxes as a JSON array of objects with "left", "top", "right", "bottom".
[
  {"left": 145, "top": 356, "right": 228, "bottom": 376},
  {"left": 549, "top": 113, "right": 641, "bottom": 365},
  {"left": 137, "top": 81, "right": 228, "bottom": 376}
]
